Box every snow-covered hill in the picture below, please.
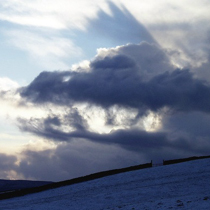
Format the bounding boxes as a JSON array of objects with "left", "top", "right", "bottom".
[
  {"left": 0, "top": 180, "right": 52, "bottom": 193},
  {"left": 0, "top": 158, "right": 210, "bottom": 209}
]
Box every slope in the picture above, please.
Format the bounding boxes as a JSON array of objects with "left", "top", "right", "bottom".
[
  {"left": 0, "top": 158, "right": 210, "bottom": 209},
  {"left": 0, "top": 180, "right": 52, "bottom": 193}
]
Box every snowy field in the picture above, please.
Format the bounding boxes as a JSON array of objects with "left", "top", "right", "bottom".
[
  {"left": 0, "top": 158, "right": 210, "bottom": 209},
  {"left": 0, "top": 180, "right": 52, "bottom": 193}
]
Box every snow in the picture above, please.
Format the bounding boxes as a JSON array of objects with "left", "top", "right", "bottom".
[{"left": 0, "top": 158, "right": 210, "bottom": 209}]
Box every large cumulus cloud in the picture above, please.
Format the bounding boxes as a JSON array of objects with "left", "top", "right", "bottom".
[
  {"left": 18, "top": 116, "right": 210, "bottom": 156},
  {"left": 12, "top": 41, "right": 210, "bottom": 181},
  {"left": 20, "top": 42, "right": 210, "bottom": 113}
]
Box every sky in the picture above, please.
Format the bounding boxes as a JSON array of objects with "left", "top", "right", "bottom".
[{"left": 0, "top": 0, "right": 210, "bottom": 181}]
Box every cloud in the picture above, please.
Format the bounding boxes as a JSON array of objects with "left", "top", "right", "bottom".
[
  {"left": 2, "top": 0, "right": 209, "bottom": 76},
  {"left": 1, "top": 0, "right": 210, "bottom": 182},
  {"left": 0, "top": 0, "right": 109, "bottom": 30},
  {"left": 14, "top": 41, "right": 210, "bottom": 181},
  {"left": 191, "top": 35, "right": 210, "bottom": 81},
  {"left": 20, "top": 42, "right": 210, "bottom": 113},
  {"left": 5, "top": 30, "right": 83, "bottom": 70},
  {"left": 83, "top": 2, "right": 156, "bottom": 46},
  {"left": 18, "top": 115, "right": 210, "bottom": 157},
  {"left": 1, "top": 1, "right": 157, "bottom": 73},
  {"left": 11, "top": 119, "right": 210, "bottom": 181},
  {"left": 0, "top": 140, "right": 143, "bottom": 181},
  {"left": 1, "top": 42, "right": 210, "bottom": 181},
  {"left": 0, "top": 153, "right": 18, "bottom": 179},
  {"left": 115, "top": 0, "right": 210, "bottom": 71},
  {"left": 2, "top": 0, "right": 209, "bottom": 31},
  {"left": 2, "top": 122, "right": 210, "bottom": 181},
  {"left": 0, "top": 77, "right": 19, "bottom": 91},
  {"left": 0, "top": 153, "right": 17, "bottom": 170},
  {"left": 163, "top": 111, "right": 210, "bottom": 139},
  {"left": 0, "top": 1, "right": 209, "bottom": 183}
]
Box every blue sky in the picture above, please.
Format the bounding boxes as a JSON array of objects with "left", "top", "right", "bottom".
[{"left": 0, "top": 0, "right": 210, "bottom": 181}]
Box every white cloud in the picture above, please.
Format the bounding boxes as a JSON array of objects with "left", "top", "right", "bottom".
[
  {"left": 0, "top": 77, "right": 19, "bottom": 91},
  {"left": 1, "top": 0, "right": 209, "bottom": 71},
  {"left": 118, "top": 0, "right": 210, "bottom": 25},
  {"left": 143, "top": 111, "right": 162, "bottom": 132},
  {"left": 5, "top": 30, "right": 83, "bottom": 69},
  {"left": 1, "top": 0, "right": 209, "bottom": 30},
  {"left": 118, "top": 0, "right": 210, "bottom": 68},
  {"left": 0, "top": 0, "right": 109, "bottom": 30},
  {"left": 71, "top": 60, "right": 91, "bottom": 72},
  {"left": 0, "top": 90, "right": 47, "bottom": 120},
  {"left": 0, "top": 88, "right": 59, "bottom": 154},
  {"left": 0, "top": 1, "right": 110, "bottom": 70}
]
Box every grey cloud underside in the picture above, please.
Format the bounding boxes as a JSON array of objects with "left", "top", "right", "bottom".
[
  {"left": 15, "top": 41, "right": 210, "bottom": 181},
  {"left": 0, "top": 153, "right": 17, "bottom": 170},
  {"left": 9, "top": 42, "right": 210, "bottom": 182},
  {"left": 2, "top": 126, "right": 210, "bottom": 181},
  {"left": 18, "top": 115, "right": 210, "bottom": 157},
  {"left": 0, "top": 153, "right": 18, "bottom": 179},
  {"left": 20, "top": 43, "right": 210, "bottom": 113},
  {"left": 18, "top": 116, "right": 166, "bottom": 149},
  {"left": 2, "top": 2, "right": 210, "bottom": 182}
]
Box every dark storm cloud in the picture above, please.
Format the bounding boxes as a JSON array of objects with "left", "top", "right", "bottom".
[
  {"left": 19, "top": 71, "right": 71, "bottom": 105},
  {"left": 20, "top": 42, "right": 210, "bottom": 113}
]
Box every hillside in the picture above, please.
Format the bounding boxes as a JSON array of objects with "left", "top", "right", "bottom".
[
  {"left": 0, "top": 158, "right": 210, "bottom": 209},
  {"left": 0, "top": 180, "right": 52, "bottom": 193}
]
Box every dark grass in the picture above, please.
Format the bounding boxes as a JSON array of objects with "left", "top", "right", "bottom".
[
  {"left": 163, "top": 155, "right": 210, "bottom": 165},
  {"left": 0, "top": 180, "right": 52, "bottom": 193}
]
